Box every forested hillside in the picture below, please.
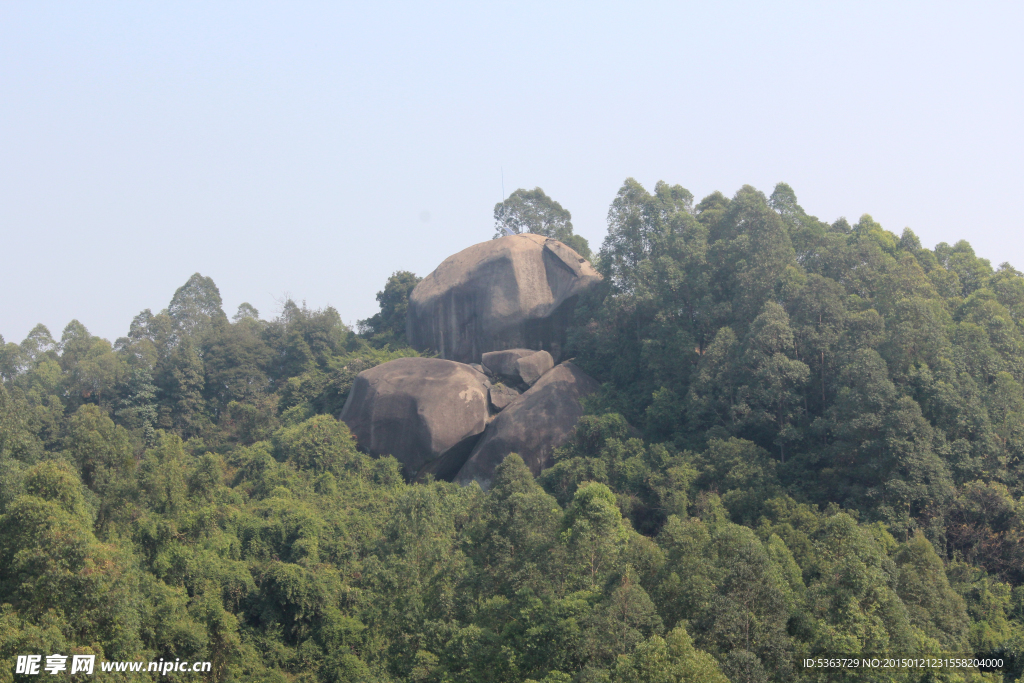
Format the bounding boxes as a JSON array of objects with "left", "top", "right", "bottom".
[{"left": 1, "top": 181, "right": 1023, "bottom": 682}]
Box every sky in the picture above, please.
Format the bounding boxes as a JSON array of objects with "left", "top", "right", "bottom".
[{"left": 2, "top": 1, "right": 1022, "bottom": 344}]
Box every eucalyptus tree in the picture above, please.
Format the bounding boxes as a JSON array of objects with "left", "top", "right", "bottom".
[{"left": 494, "top": 187, "right": 591, "bottom": 259}]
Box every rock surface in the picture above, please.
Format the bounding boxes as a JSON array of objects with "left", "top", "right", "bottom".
[
  {"left": 481, "top": 349, "right": 537, "bottom": 380},
  {"left": 488, "top": 384, "right": 520, "bottom": 412},
  {"left": 339, "top": 357, "right": 490, "bottom": 481},
  {"left": 454, "top": 362, "right": 600, "bottom": 490},
  {"left": 515, "top": 350, "right": 554, "bottom": 386},
  {"left": 481, "top": 348, "right": 553, "bottom": 387},
  {"left": 407, "top": 234, "right": 602, "bottom": 364}
]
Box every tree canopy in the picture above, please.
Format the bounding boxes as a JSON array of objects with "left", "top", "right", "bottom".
[
  {"left": 2, "top": 183, "right": 1024, "bottom": 682},
  {"left": 494, "top": 187, "right": 592, "bottom": 259}
]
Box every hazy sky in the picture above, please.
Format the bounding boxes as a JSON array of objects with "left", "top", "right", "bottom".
[{"left": 2, "top": 2, "right": 1022, "bottom": 344}]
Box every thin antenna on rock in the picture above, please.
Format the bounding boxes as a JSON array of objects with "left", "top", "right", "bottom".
[{"left": 498, "top": 168, "right": 514, "bottom": 236}]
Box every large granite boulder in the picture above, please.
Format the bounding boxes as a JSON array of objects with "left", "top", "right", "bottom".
[
  {"left": 454, "top": 362, "right": 600, "bottom": 490},
  {"left": 407, "top": 234, "right": 602, "bottom": 364},
  {"left": 339, "top": 357, "right": 490, "bottom": 481}
]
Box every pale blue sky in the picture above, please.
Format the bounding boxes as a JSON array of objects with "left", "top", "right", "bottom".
[{"left": 2, "top": 2, "right": 1022, "bottom": 343}]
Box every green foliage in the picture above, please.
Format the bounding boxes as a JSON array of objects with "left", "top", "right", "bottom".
[
  {"left": 272, "top": 415, "right": 362, "bottom": 475},
  {"left": 3, "top": 185, "right": 1024, "bottom": 681},
  {"left": 467, "top": 454, "right": 562, "bottom": 598},
  {"left": 894, "top": 532, "right": 970, "bottom": 651},
  {"left": 168, "top": 272, "right": 228, "bottom": 340},
  {"left": 358, "top": 271, "right": 422, "bottom": 347},
  {"left": 612, "top": 626, "right": 729, "bottom": 683},
  {"left": 0, "top": 461, "right": 142, "bottom": 660},
  {"left": 0, "top": 384, "right": 43, "bottom": 464},
  {"left": 494, "top": 187, "right": 592, "bottom": 259}
]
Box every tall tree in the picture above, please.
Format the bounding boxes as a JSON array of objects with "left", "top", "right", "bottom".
[
  {"left": 612, "top": 627, "right": 729, "bottom": 683},
  {"left": 736, "top": 302, "right": 810, "bottom": 461},
  {"left": 164, "top": 337, "right": 207, "bottom": 436},
  {"left": 117, "top": 364, "right": 158, "bottom": 445},
  {"left": 168, "top": 272, "right": 228, "bottom": 341},
  {"left": 707, "top": 186, "right": 797, "bottom": 326},
  {"left": 19, "top": 324, "right": 56, "bottom": 365},
  {"left": 495, "top": 187, "right": 592, "bottom": 258},
  {"left": 358, "top": 270, "right": 422, "bottom": 346},
  {"left": 562, "top": 482, "right": 629, "bottom": 590},
  {"left": 787, "top": 274, "right": 847, "bottom": 416},
  {"left": 467, "top": 454, "right": 561, "bottom": 598},
  {"left": 203, "top": 315, "right": 272, "bottom": 408},
  {"left": 894, "top": 532, "right": 970, "bottom": 651},
  {"left": 0, "top": 383, "right": 43, "bottom": 464}
]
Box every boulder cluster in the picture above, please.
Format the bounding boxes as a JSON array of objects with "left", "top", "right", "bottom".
[{"left": 340, "top": 234, "right": 603, "bottom": 489}]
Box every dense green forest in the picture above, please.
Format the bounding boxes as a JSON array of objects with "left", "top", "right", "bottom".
[{"left": 2, "top": 181, "right": 1024, "bottom": 682}]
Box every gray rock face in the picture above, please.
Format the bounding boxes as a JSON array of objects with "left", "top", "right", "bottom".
[
  {"left": 488, "top": 384, "right": 520, "bottom": 412},
  {"left": 482, "top": 349, "right": 537, "bottom": 379},
  {"left": 455, "top": 362, "right": 600, "bottom": 490},
  {"left": 515, "top": 350, "right": 554, "bottom": 386},
  {"left": 481, "top": 348, "right": 553, "bottom": 387},
  {"left": 339, "top": 357, "right": 490, "bottom": 481},
  {"left": 407, "top": 234, "right": 602, "bottom": 364}
]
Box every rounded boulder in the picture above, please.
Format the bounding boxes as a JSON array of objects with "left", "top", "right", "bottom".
[
  {"left": 407, "top": 234, "right": 602, "bottom": 364},
  {"left": 339, "top": 357, "right": 490, "bottom": 480},
  {"left": 454, "top": 362, "right": 600, "bottom": 490}
]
